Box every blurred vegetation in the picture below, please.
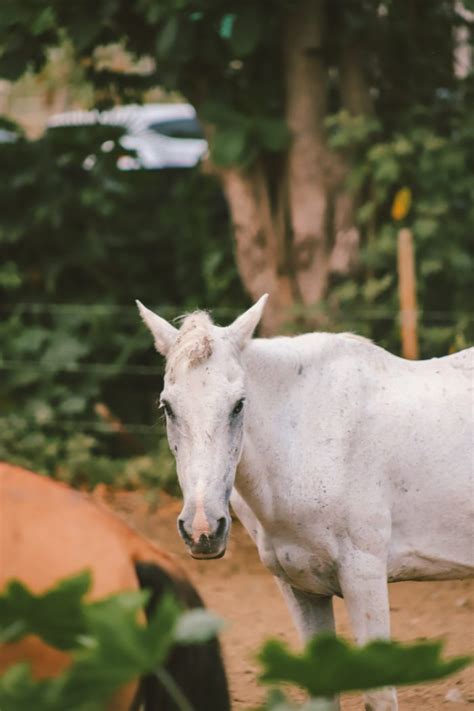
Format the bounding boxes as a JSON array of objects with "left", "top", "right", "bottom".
[
  {"left": 0, "top": 571, "right": 224, "bottom": 711},
  {"left": 0, "top": 572, "right": 470, "bottom": 710},
  {"left": 0, "top": 1, "right": 473, "bottom": 485},
  {"left": 297, "top": 105, "right": 474, "bottom": 352},
  {"left": 0, "top": 122, "right": 245, "bottom": 487}
]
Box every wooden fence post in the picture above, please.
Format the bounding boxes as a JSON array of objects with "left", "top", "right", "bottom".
[{"left": 397, "top": 228, "right": 419, "bottom": 360}]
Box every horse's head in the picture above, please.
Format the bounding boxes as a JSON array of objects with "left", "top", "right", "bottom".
[{"left": 137, "top": 296, "right": 268, "bottom": 559}]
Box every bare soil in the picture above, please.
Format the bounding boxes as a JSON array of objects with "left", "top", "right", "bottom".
[{"left": 105, "top": 489, "right": 473, "bottom": 710}]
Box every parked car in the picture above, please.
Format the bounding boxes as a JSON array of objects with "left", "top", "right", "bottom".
[
  {"left": 0, "top": 128, "right": 18, "bottom": 143},
  {"left": 46, "top": 103, "right": 208, "bottom": 170}
]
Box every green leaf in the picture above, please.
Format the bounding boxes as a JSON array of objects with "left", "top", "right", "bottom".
[
  {"left": 0, "top": 581, "right": 184, "bottom": 711},
  {"left": 373, "top": 156, "right": 400, "bottom": 184},
  {"left": 40, "top": 335, "right": 88, "bottom": 370},
  {"left": 156, "top": 16, "right": 179, "bottom": 58},
  {"left": 259, "top": 688, "right": 338, "bottom": 710},
  {"left": 230, "top": 6, "right": 261, "bottom": 56},
  {"left": 0, "top": 261, "right": 22, "bottom": 289},
  {"left": 413, "top": 217, "right": 437, "bottom": 240},
  {"left": 211, "top": 125, "right": 250, "bottom": 166},
  {"left": 13, "top": 327, "right": 48, "bottom": 354},
  {"left": 357, "top": 201, "right": 376, "bottom": 226},
  {"left": 31, "top": 8, "right": 55, "bottom": 36},
  {"left": 420, "top": 258, "right": 443, "bottom": 277},
  {"left": 258, "top": 633, "right": 471, "bottom": 698},
  {"left": 0, "top": 663, "right": 55, "bottom": 711},
  {"left": 174, "top": 608, "right": 224, "bottom": 644},
  {"left": 58, "top": 396, "right": 87, "bottom": 415},
  {"left": 333, "top": 281, "right": 358, "bottom": 303},
  {"left": 256, "top": 118, "right": 290, "bottom": 152},
  {"left": 142, "top": 593, "right": 182, "bottom": 663},
  {"left": 0, "top": 572, "right": 91, "bottom": 649},
  {"left": 362, "top": 274, "right": 393, "bottom": 303}
]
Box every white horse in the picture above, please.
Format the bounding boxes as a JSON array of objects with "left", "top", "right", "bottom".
[{"left": 137, "top": 295, "right": 473, "bottom": 711}]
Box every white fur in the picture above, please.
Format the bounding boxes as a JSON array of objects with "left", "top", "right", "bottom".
[{"left": 138, "top": 298, "right": 474, "bottom": 711}]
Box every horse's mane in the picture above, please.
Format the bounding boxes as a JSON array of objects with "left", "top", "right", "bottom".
[
  {"left": 167, "top": 311, "right": 214, "bottom": 376},
  {"left": 339, "top": 332, "right": 373, "bottom": 345}
]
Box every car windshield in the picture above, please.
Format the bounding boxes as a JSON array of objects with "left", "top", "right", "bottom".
[{"left": 148, "top": 117, "right": 204, "bottom": 140}]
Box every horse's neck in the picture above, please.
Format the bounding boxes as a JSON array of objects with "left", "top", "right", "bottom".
[
  {"left": 243, "top": 333, "right": 341, "bottom": 392},
  {"left": 235, "top": 333, "right": 336, "bottom": 515}
]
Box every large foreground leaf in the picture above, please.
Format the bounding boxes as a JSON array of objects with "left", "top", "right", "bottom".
[
  {"left": 0, "top": 572, "right": 90, "bottom": 649},
  {"left": 0, "top": 573, "right": 224, "bottom": 711},
  {"left": 259, "top": 633, "right": 471, "bottom": 698}
]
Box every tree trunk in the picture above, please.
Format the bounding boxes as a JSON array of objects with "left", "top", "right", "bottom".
[
  {"left": 214, "top": 2, "right": 373, "bottom": 334},
  {"left": 284, "top": 0, "right": 330, "bottom": 307},
  {"left": 220, "top": 164, "right": 294, "bottom": 334}
]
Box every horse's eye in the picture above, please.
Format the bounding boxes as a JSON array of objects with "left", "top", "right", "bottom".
[
  {"left": 161, "top": 401, "right": 175, "bottom": 419},
  {"left": 231, "top": 398, "right": 245, "bottom": 417}
]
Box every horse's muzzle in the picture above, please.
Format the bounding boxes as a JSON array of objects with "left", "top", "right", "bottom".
[
  {"left": 178, "top": 516, "right": 229, "bottom": 559},
  {"left": 190, "top": 539, "right": 227, "bottom": 559}
]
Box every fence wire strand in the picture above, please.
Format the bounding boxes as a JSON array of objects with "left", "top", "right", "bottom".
[
  {"left": 0, "top": 359, "right": 162, "bottom": 377},
  {"left": 0, "top": 417, "right": 163, "bottom": 436},
  {"left": 0, "top": 302, "right": 472, "bottom": 320}
]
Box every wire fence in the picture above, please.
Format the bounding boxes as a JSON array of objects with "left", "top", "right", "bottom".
[
  {"left": 0, "top": 416, "right": 162, "bottom": 437},
  {"left": 1, "top": 302, "right": 472, "bottom": 320},
  {"left": 2, "top": 301, "right": 471, "bottom": 441},
  {"left": 0, "top": 359, "right": 163, "bottom": 377},
  {"left": 0, "top": 302, "right": 243, "bottom": 320},
  {"left": 1, "top": 303, "right": 472, "bottom": 382}
]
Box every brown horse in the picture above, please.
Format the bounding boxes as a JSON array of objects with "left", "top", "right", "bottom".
[{"left": 0, "top": 463, "right": 230, "bottom": 710}]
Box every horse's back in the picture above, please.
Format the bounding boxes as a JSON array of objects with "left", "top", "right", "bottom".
[
  {"left": 439, "top": 346, "right": 474, "bottom": 372},
  {"left": 370, "top": 348, "right": 473, "bottom": 581},
  {"left": 0, "top": 464, "right": 144, "bottom": 709},
  {"left": 0, "top": 463, "right": 141, "bottom": 598},
  {"left": 290, "top": 340, "right": 472, "bottom": 580}
]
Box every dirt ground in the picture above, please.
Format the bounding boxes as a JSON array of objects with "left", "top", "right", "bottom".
[{"left": 106, "top": 489, "right": 473, "bottom": 710}]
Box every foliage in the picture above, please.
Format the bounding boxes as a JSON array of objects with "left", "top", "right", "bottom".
[
  {"left": 298, "top": 107, "right": 474, "bottom": 357},
  {"left": 0, "top": 2, "right": 470, "bottom": 164},
  {"left": 0, "top": 1, "right": 472, "bottom": 478},
  {"left": 0, "top": 573, "right": 470, "bottom": 711},
  {"left": 0, "top": 573, "right": 89, "bottom": 650},
  {"left": 257, "top": 634, "right": 470, "bottom": 708},
  {"left": 0, "top": 124, "right": 245, "bottom": 484},
  {"left": 0, "top": 572, "right": 223, "bottom": 711},
  {"left": 2, "top": 2, "right": 470, "bottom": 350}
]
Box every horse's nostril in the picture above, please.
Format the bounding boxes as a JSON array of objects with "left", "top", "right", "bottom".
[
  {"left": 215, "top": 517, "right": 227, "bottom": 539},
  {"left": 178, "top": 518, "right": 192, "bottom": 543}
]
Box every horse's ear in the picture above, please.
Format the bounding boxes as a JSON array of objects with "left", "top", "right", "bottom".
[
  {"left": 226, "top": 294, "right": 268, "bottom": 348},
  {"left": 136, "top": 300, "right": 178, "bottom": 356}
]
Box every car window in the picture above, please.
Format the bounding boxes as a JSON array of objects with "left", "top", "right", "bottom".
[{"left": 148, "top": 118, "right": 204, "bottom": 139}]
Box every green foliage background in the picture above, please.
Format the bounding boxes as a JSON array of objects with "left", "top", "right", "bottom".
[
  {"left": 0, "top": 0, "right": 472, "bottom": 484},
  {"left": 0, "top": 123, "right": 246, "bottom": 485},
  {"left": 310, "top": 106, "right": 474, "bottom": 353}
]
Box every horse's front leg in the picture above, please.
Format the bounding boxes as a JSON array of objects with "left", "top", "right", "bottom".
[
  {"left": 276, "top": 580, "right": 340, "bottom": 711},
  {"left": 338, "top": 550, "right": 397, "bottom": 711},
  {"left": 276, "top": 580, "right": 336, "bottom": 640}
]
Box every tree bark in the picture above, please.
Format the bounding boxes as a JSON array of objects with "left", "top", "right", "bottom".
[
  {"left": 212, "top": 2, "right": 374, "bottom": 334},
  {"left": 220, "top": 164, "right": 293, "bottom": 334},
  {"left": 285, "top": 0, "right": 330, "bottom": 306},
  {"left": 330, "top": 39, "right": 374, "bottom": 275}
]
